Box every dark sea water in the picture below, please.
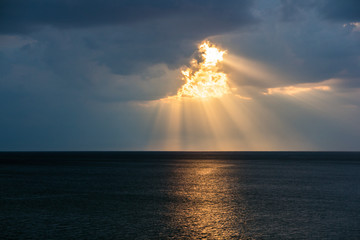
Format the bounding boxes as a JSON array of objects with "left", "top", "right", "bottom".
[{"left": 0, "top": 152, "right": 359, "bottom": 239}]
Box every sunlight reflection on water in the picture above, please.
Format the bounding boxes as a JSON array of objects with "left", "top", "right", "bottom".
[{"left": 166, "top": 161, "right": 249, "bottom": 239}]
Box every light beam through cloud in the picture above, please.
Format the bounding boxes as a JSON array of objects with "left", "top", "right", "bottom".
[{"left": 142, "top": 41, "right": 357, "bottom": 151}]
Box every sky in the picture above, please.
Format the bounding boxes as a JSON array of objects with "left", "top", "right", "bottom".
[{"left": 0, "top": 0, "right": 359, "bottom": 151}]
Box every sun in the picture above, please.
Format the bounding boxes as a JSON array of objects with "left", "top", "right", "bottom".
[{"left": 176, "top": 41, "right": 230, "bottom": 98}]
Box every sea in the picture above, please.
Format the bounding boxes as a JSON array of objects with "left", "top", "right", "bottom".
[{"left": 0, "top": 152, "right": 359, "bottom": 239}]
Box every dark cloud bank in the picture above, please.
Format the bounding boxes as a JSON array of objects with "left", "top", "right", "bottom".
[
  {"left": 0, "top": 0, "right": 257, "bottom": 85},
  {"left": 280, "top": 0, "right": 360, "bottom": 22},
  {"left": 0, "top": 0, "right": 256, "bottom": 34}
]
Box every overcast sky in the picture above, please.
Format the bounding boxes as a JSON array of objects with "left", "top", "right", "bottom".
[{"left": 1, "top": 0, "right": 359, "bottom": 151}]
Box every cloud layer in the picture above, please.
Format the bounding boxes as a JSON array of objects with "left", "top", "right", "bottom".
[
  {"left": 0, "top": 0, "right": 256, "bottom": 34},
  {"left": 0, "top": 0, "right": 359, "bottom": 150}
]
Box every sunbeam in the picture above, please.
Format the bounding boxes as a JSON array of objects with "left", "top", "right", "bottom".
[{"left": 141, "top": 40, "right": 357, "bottom": 151}]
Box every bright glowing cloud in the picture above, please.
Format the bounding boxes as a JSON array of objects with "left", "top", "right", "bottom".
[
  {"left": 264, "top": 81, "right": 335, "bottom": 96},
  {"left": 234, "top": 94, "right": 252, "bottom": 100},
  {"left": 343, "top": 22, "right": 360, "bottom": 32},
  {"left": 176, "top": 41, "right": 230, "bottom": 98}
]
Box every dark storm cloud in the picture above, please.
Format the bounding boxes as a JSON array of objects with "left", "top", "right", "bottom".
[
  {"left": 280, "top": 0, "right": 360, "bottom": 22},
  {"left": 279, "top": 0, "right": 317, "bottom": 21},
  {"left": 0, "top": 0, "right": 256, "bottom": 34},
  {"left": 0, "top": 0, "right": 258, "bottom": 77},
  {"left": 320, "top": 0, "right": 360, "bottom": 21}
]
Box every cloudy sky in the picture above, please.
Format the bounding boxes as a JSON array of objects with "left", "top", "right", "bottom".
[{"left": 1, "top": 0, "right": 359, "bottom": 151}]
